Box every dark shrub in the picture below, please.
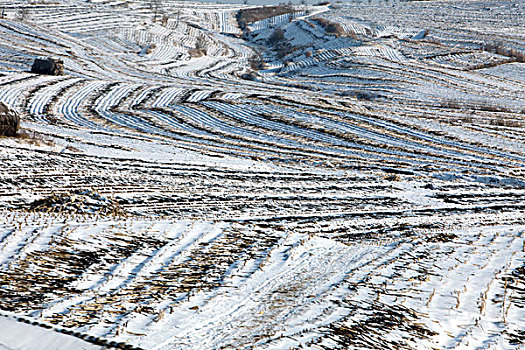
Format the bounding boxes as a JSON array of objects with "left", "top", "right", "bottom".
[
  {"left": 267, "top": 28, "right": 285, "bottom": 45},
  {"left": 0, "top": 102, "right": 20, "bottom": 137},
  {"left": 314, "top": 17, "right": 345, "bottom": 37},
  {"left": 31, "top": 57, "right": 64, "bottom": 75}
]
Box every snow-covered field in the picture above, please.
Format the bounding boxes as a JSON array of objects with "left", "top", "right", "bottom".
[{"left": 0, "top": 0, "right": 524, "bottom": 348}]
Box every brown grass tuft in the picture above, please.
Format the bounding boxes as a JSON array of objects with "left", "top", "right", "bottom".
[{"left": 0, "top": 102, "right": 20, "bottom": 137}]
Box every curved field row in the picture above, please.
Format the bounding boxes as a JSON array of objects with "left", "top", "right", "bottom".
[
  {"left": 16, "top": 70, "right": 522, "bottom": 177},
  {"left": 0, "top": 0, "right": 524, "bottom": 349}
]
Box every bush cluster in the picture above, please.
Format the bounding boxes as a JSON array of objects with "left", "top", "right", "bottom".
[
  {"left": 266, "top": 28, "right": 296, "bottom": 59},
  {"left": 482, "top": 41, "right": 525, "bottom": 62},
  {"left": 313, "top": 17, "right": 345, "bottom": 37},
  {"left": 238, "top": 5, "right": 296, "bottom": 29},
  {"left": 267, "top": 28, "right": 285, "bottom": 45}
]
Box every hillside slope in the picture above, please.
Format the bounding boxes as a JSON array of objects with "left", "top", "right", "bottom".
[{"left": 0, "top": 0, "right": 524, "bottom": 348}]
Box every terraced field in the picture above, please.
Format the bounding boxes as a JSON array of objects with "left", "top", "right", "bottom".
[{"left": 0, "top": 0, "right": 524, "bottom": 348}]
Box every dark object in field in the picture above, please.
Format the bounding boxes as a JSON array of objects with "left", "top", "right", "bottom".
[
  {"left": 427, "top": 232, "right": 458, "bottom": 243},
  {"left": 0, "top": 102, "right": 20, "bottom": 137},
  {"left": 24, "top": 190, "right": 125, "bottom": 216},
  {"left": 267, "top": 28, "right": 285, "bottom": 45},
  {"left": 342, "top": 90, "right": 381, "bottom": 100},
  {"left": 31, "top": 57, "right": 64, "bottom": 75},
  {"left": 241, "top": 72, "right": 258, "bottom": 81}
]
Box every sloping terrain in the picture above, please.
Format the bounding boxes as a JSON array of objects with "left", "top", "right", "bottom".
[
  {"left": 0, "top": 0, "right": 524, "bottom": 349},
  {"left": 0, "top": 311, "right": 130, "bottom": 350}
]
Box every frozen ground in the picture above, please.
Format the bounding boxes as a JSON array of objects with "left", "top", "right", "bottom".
[
  {"left": 0, "top": 0, "right": 524, "bottom": 349},
  {"left": 0, "top": 312, "right": 103, "bottom": 350}
]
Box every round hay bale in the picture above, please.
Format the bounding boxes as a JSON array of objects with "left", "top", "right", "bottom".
[{"left": 0, "top": 102, "right": 20, "bottom": 137}]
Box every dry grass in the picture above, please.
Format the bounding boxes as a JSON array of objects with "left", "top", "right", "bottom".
[
  {"left": 313, "top": 17, "right": 346, "bottom": 37},
  {"left": 237, "top": 5, "right": 297, "bottom": 29},
  {"left": 440, "top": 99, "right": 521, "bottom": 121},
  {"left": 489, "top": 117, "right": 522, "bottom": 128},
  {"left": 12, "top": 129, "right": 55, "bottom": 147},
  {"left": 0, "top": 102, "right": 20, "bottom": 137},
  {"left": 482, "top": 41, "right": 525, "bottom": 63},
  {"left": 188, "top": 48, "right": 206, "bottom": 58}
]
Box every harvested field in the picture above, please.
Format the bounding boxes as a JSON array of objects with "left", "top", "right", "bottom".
[{"left": 0, "top": 0, "right": 523, "bottom": 348}]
